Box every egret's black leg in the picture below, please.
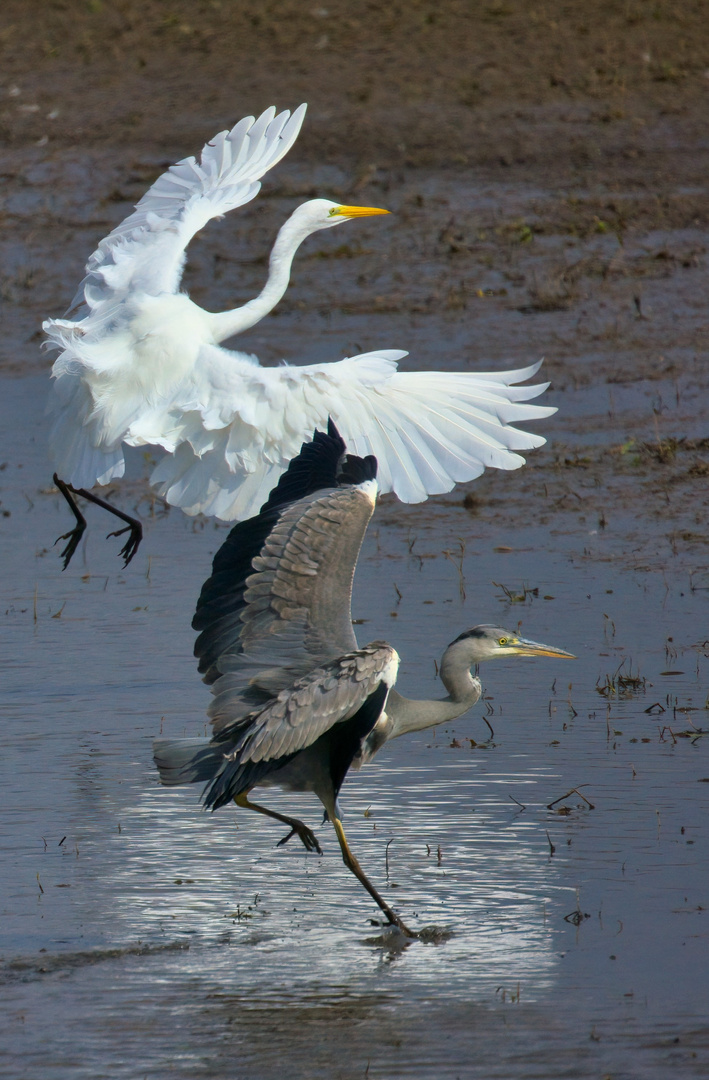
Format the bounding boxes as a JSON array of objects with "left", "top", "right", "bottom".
[
  {"left": 53, "top": 474, "right": 143, "bottom": 568},
  {"left": 332, "top": 816, "right": 416, "bottom": 938},
  {"left": 53, "top": 475, "right": 87, "bottom": 570},
  {"left": 234, "top": 792, "right": 322, "bottom": 854}
]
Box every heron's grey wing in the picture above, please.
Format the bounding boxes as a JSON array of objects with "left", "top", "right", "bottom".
[
  {"left": 69, "top": 105, "right": 306, "bottom": 309},
  {"left": 215, "top": 643, "right": 399, "bottom": 763},
  {"left": 192, "top": 424, "right": 377, "bottom": 733},
  {"left": 153, "top": 645, "right": 397, "bottom": 803},
  {"left": 193, "top": 421, "right": 348, "bottom": 681},
  {"left": 204, "top": 481, "right": 378, "bottom": 733}
]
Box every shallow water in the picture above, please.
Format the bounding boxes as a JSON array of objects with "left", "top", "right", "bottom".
[{"left": 1, "top": 372, "right": 708, "bottom": 1079}]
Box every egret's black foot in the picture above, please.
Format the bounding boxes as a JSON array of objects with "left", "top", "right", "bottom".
[
  {"left": 55, "top": 522, "right": 87, "bottom": 571},
  {"left": 53, "top": 474, "right": 88, "bottom": 570},
  {"left": 107, "top": 521, "right": 143, "bottom": 566},
  {"left": 277, "top": 821, "right": 323, "bottom": 854},
  {"left": 53, "top": 473, "right": 143, "bottom": 569}
]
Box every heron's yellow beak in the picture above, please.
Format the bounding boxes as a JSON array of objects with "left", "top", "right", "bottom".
[
  {"left": 509, "top": 637, "right": 576, "bottom": 659},
  {"left": 330, "top": 205, "right": 390, "bottom": 218}
]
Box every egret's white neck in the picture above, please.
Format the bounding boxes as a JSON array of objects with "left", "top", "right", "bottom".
[{"left": 207, "top": 215, "right": 311, "bottom": 343}]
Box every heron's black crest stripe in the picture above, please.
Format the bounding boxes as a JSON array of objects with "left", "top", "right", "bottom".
[
  {"left": 193, "top": 422, "right": 378, "bottom": 683},
  {"left": 449, "top": 626, "right": 487, "bottom": 647},
  {"left": 448, "top": 624, "right": 503, "bottom": 648}
]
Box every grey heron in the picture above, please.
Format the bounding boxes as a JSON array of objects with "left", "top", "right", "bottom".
[
  {"left": 46, "top": 103, "right": 555, "bottom": 568},
  {"left": 153, "top": 422, "right": 573, "bottom": 937}
]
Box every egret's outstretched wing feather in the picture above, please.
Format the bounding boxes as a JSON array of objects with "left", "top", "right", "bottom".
[
  {"left": 149, "top": 349, "right": 554, "bottom": 520},
  {"left": 70, "top": 104, "right": 306, "bottom": 308},
  {"left": 46, "top": 373, "right": 125, "bottom": 490}
]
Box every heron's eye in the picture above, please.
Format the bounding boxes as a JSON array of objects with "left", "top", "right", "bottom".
[
  {"left": 328, "top": 207, "right": 339, "bottom": 217},
  {"left": 498, "top": 637, "right": 508, "bottom": 646}
]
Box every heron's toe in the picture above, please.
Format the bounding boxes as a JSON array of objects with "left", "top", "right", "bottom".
[{"left": 277, "top": 822, "right": 322, "bottom": 854}]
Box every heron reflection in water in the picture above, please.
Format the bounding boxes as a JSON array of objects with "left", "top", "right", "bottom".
[{"left": 153, "top": 422, "right": 573, "bottom": 937}]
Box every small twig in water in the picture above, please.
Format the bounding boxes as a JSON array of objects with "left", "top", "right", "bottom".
[
  {"left": 547, "top": 786, "right": 595, "bottom": 812},
  {"left": 443, "top": 539, "right": 467, "bottom": 600},
  {"left": 567, "top": 684, "right": 578, "bottom": 718}
]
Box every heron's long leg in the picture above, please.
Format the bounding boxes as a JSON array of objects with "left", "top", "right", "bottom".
[
  {"left": 332, "top": 816, "right": 416, "bottom": 938},
  {"left": 53, "top": 474, "right": 143, "bottom": 567},
  {"left": 234, "top": 792, "right": 322, "bottom": 854}
]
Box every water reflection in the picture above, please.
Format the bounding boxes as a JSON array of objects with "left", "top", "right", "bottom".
[
  {"left": 65, "top": 752, "right": 562, "bottom": 992},
  {"left": 2, "top": 377, "right": 709, "bottom": 1078}
]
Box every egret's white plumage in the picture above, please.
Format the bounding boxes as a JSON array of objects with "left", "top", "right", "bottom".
[{"left": 45, "top": 103, "right": 556, "bottom": 534}]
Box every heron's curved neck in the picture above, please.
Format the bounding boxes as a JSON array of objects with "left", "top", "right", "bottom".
[
  {"left": 386, "top": 662, "right": 482, "bottom": 739},
  {"left": 207, "top": 217, "right": 308, "bottom": 343}
]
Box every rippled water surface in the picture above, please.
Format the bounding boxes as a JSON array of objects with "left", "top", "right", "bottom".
[{"left": 1, "top": 375, "right": 708, "bottom": 1079}]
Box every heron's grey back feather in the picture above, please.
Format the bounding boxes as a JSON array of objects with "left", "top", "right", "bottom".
[
  {"left": 214, "top": 642, "right": 398, "bottom": 763},
  {"left": 153, "top": 644, "right": 399, "bottom": 812}
]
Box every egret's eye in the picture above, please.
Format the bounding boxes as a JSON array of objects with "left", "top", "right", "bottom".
[
  {"left": 328, "top": 207, "right": 339, "bottom": 217},
  {"left": 498, "top": 637, "right": 508, "bottom": 646}
]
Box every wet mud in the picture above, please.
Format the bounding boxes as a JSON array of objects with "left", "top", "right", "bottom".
[{"left": 1, "top": 3, "right": 708, "bottom": 1078}]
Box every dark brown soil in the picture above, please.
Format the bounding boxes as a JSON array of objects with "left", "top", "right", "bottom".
[
  {"left": 2, "top": 0, "right": 709, "bottom": 166},
  {"left": 1, "top": 0, "right": 707, "bottom": 571}
]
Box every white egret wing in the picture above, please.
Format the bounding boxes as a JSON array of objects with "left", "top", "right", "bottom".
[
  {"left": 71, "top": 104, "right": 306, "bottom": 309},
  {"left": 149, "top": 347, "right": 555, "bottom": 520}
]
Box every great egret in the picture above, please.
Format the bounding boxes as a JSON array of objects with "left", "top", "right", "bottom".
[
  {"left": 153, "top": 422, "right": 574, "bottom": 937},
  {"left": 46, "top": 103, "right": 556, "bottom": 568}
]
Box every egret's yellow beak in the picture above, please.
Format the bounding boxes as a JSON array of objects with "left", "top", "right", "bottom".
[{"left": 330, "top": 205, "right": 390, "bottom": 218}]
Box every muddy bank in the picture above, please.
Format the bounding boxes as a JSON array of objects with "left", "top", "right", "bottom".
[{"left": 1, "top": 5, "right": 708, "bottom": 1078}]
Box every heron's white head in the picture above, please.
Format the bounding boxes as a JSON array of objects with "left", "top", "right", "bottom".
[{"left": 447, "top": 624, "right": 575, "bottom": 666}]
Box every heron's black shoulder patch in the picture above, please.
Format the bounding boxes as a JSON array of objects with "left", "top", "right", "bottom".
[
  {"left": 339, "top": 451, "right": 378, "bottom": 487},
  {"left": 260, "top": 419, "right": 347, "bottom": 515}
]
